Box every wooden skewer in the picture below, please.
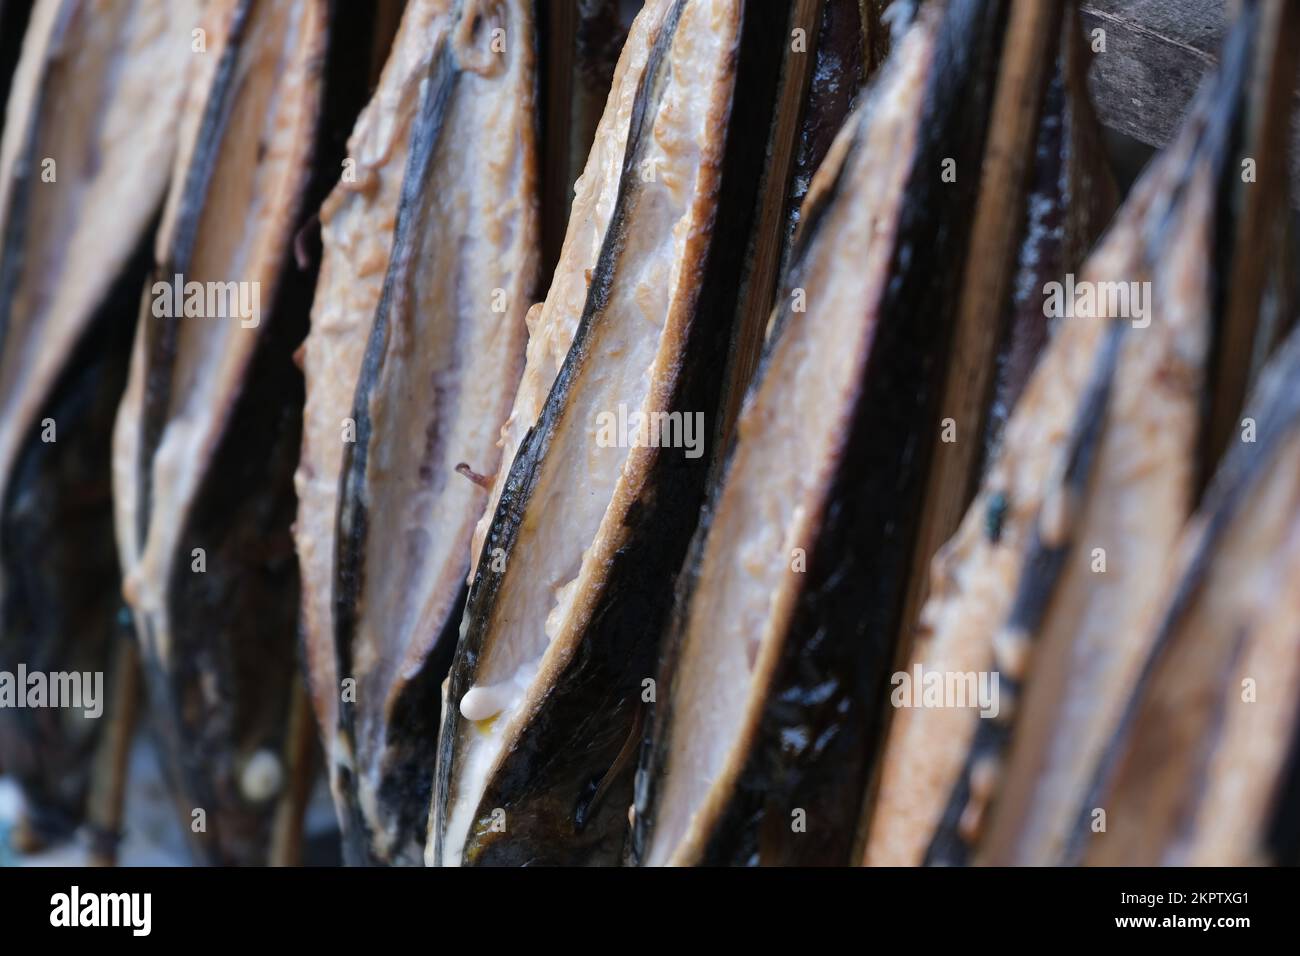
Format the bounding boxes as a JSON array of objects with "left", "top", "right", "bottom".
[
  {"left": 85, "top": 634, "right": 142, "bottom": 867},
  {"left": 269, "top": 675, "right": 317, "bottom": 867}
]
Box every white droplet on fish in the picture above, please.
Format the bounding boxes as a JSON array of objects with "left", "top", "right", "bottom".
[{"left": 460, "top": 682, "right": 513, "bottom": 722}]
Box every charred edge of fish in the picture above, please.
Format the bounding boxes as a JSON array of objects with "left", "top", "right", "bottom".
[
  {"left": 932, "top": 8, "right": 1257, "bottom": 867},
  {"left": 291, "top": 0, "right": 398, "bottom": 733},
  {"left": 135, "top": 0, "right": 254, "bottom": 547},
  {"left": 332, "top": 40, "right": 459, "bottom": 865},
  {"left": 924, "top": 320, "right": 1125, "bottom": 866},
  {"left": 1066, "top": 329, "right": 1300, "bottom": 865},
  {"left": 983, "top": 10, "right": 1119, "bottom": 459},
  {"left": 638, "top": 0, "right": 1011, "bottom": 867},
  {"left": 430, "top": 0, "right": 688, "bottom": 867},
  {"left": 369, "top": 600, "right": 462, "bottom": 859},
  {"left": 161, "top": 283, "right": 307, "bottom": 864},
  {"left": 715, "top": 0, "right": 865, "bottom": 458},
  {"left": 0, "top": 221, "right": 155, "bottom": 840},
  {"left": 777, "top": 0, "right": 868, "bottom": 281},
  {"left": 148, "top": 0, "right": 382, "bottom": 865},
  {"left": 628, "top": 3, "right": 868, "bottom": 869},
  {"left": 715, "top": 0, "right": 1009, "bottom": 867},
  {"left": 463, "top": 0, "right": 792, "bottom": 867}
]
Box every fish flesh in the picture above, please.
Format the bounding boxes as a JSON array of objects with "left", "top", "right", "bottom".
[
  {"left": 1081, "top": 324, "right": 1300, "bottom": 866},
  {"left": 633, "top": 0, "right": 1007, "bottom": 867},
  {"left": 867, "top": 1, "right": 1268, "bottom": 867},
  {"left": 112, "top": 0, "right": 379, "bottom": 865},
  {"left": 975, "top": 0, "right": 1291, "bottom": 867},
  {"left": 295, "top": 0, "right": 459, "bottom": 861},
  {"left": 0, "top": 0, "right": 197, "bottom": 847},
  {"left": 312, "top": 0, "right": 541, "bottom": 865},
  {"left": 431, "top": 0, "right": 792, "bottom": 866}
]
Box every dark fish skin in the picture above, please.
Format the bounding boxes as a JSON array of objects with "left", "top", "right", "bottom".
[
  {"left": 634, "top": 0, "right": 1009, "bottom": 867},
  {"left": 296, "top": 0, "right": 538, "bottom": 866},
  {"left": 151, "top": 249, "right": 309, "bottom": 865},
  {"left": 330, "top": 43, "right": 458, "bottom": 868},
  {"left": 572, "top": 0, "right": 626, "bottom": 105},
  {"left": 0, "top": 0, "right": 191, "bottom": 846},
  {"left": 778, "top": 0, "right": 870, "bottom": 278},
  {"left": 1269, "top": 588, "right": 1300, "bottom": 863},
  {"left": 328, "top": 0, "right": 539, "bottom": 866},
  {"left": 0, "top": 1, "right": 33, "bottom": 137},
  {"left": 982, "top": 16, "right": 1118, "bottom": 459},
  {"left": 432, "top": 0, "right": 688, "bottom": 867},
  {"left": 718, "top": 0, "right": 876, "bottom": 457},
  {"left": 861, "top": 3, "right": 1121, "bottom": 868},
  {"left": 888, "top": 3, "right": 1114, "bottom": 678},
  {"left": 126, "top": 0, "right": 382, "bottom": 866},
  {"left": 540, "top": 1, "right": 632, "bottom": 278},
  {"left": 136, "top": 0, "right": 254, "bottom": 545},
  {"left": 0, "top": 227, "right": 150, "bottom": 842},
  {"left": 567, "top": 1, "right": 628, "bottom": 239},
  {"left": 433, "top": 0, "right": 792, "bottom": 867}
]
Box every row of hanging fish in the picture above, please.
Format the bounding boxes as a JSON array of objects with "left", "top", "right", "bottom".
[
  {"left": 866, "top": 0, "right": 1297, "bottom": 868},
  {"left": 0, "top": 0, "right": 1297, "bottom": 865},
  {"left": 0, "top": 0, "right": 200, "bottom": 856}
]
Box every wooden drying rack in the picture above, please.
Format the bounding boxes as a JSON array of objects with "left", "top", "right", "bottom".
[{"left": 1082, "top": 0, "right": 1300, "bottom": 201}]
